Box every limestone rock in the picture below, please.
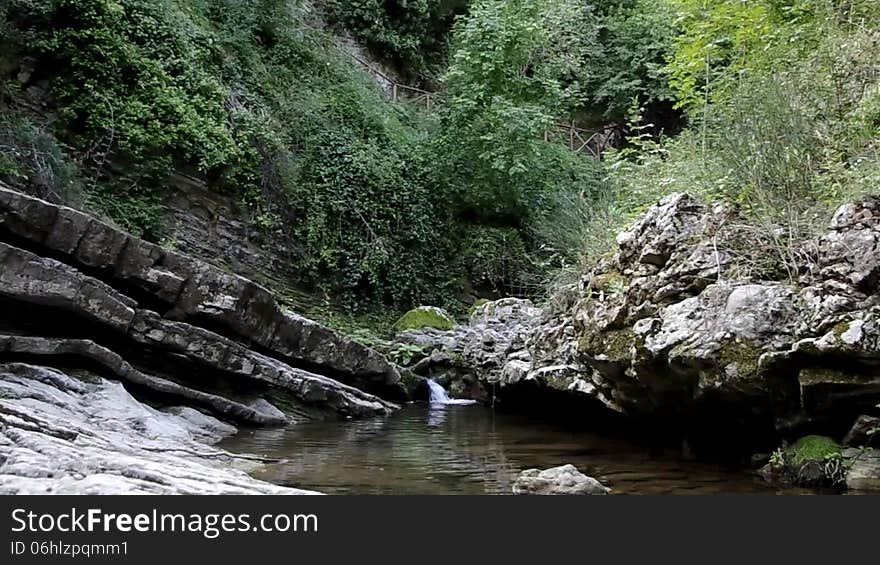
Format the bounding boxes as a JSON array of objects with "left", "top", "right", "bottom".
[
  {"left": 0, "top": 183, "right": 402, "bottom": 396},
  {"left": 0, "top": 363, "right": 319, "bottom": 495},
  {"left": 512, "top": 464, "right": 610, "bottom": 495},
  {"left": 397, "top": 193, "right": 880, "bottom": 437}
]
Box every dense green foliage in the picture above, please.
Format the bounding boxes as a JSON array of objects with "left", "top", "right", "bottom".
[
  {"left": 598, "top": 0, "right": 880, "bottom": 282},
  {"left": 325, "top": 0, "right": 468, "bottom": 83},
  {"left": 2, "top": 0, "right": 461, "bottom": 305},
  {"left": 1, "top": 0, "right": 878, "bottom": 318}
]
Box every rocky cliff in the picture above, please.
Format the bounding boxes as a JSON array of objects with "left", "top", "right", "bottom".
[
  {"left": 400, "top": 193, "right": 880, "bottom": 450},
  {"left": 0, "top": 182, "right": 404, "bottom": 493}
]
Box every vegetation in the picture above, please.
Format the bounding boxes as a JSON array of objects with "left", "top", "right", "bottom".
[
  {"left": 393, "top": 307, "right": 455, "bottom": 333},
  {"left": 324, "top": 0, "right": 468, "bottom": 83},
  {"left": 1, "top": 0, "right": 878, "bottom": 320},
  {"left": 769, "top": 435, "right": 850, "bottom": 487}
]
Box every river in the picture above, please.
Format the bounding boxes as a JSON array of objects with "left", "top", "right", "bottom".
[{"left": 220, "top": 404, "right": 794, "bottom": 494}]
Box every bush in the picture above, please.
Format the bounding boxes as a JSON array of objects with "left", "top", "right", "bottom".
[{"left": 0, "top": 111, "right": 82, "bottom": 203}]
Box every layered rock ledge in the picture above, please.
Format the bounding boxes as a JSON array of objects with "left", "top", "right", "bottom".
[{"left": 0, "top": 182, "right": 405, "bottom": 493}]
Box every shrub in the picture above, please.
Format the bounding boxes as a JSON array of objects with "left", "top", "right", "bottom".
[{"left": 0, "top": 111, "right": 82, "bottom": 203}]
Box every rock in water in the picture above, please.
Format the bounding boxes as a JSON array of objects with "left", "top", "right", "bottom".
[
  {"left": 396, "top": 193, "right": 880, "bottom": 441},
  {"left": 843, "top": 415, "right": 880, "bottom": 447},
  {"left": 512, "top": 464, "right": 610, "bottom": 495}
]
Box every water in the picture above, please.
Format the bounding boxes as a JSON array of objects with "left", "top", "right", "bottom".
[
  {"left": 220, "top": 404, "right": 788, "bottom": 494},
  {"left": 427, "top": 379, "right": 478, "bottom": 405}
]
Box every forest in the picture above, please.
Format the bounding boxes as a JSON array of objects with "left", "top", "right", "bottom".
[{"left": 1, "top": 0, "right": 878, "bottom": 320}]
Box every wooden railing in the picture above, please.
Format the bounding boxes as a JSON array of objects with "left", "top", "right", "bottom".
[{"left": 349, "top": 53, "right": 617, "bottom": 159}]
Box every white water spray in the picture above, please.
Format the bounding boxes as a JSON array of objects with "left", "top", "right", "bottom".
[{"left": 426, "top": 379, "right": 477, "bottom": 405}]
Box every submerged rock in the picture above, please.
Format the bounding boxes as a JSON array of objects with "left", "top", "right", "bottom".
[{"left": 512, "top": 464, "right": 610, "bottom": 495}]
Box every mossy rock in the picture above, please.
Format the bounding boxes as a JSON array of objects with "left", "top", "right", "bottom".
[
  {"left": 579, "top": 328, "right": 635, "bottom": 361},
  {"left": 393, "top": 306, "right": 455, "bottom": 332},
  {"left": 589, "top": 270, "right": 627, "bottom": 294},
  {"left": 715, "top": 340, "right": 762, "bottom": 377},
  {"left": 767, "top": 435, "right": 847, "bottom": 488},
  {"left": 785, "top": 435, "right": 841, "bottom": 466}
]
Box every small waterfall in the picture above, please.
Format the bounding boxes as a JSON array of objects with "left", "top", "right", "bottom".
[
  {"left": 426, "top": 379, "right": 477, "bottom": 406},
  {"left": 427, "top": 379, "right": 451, "bottom": 403}
]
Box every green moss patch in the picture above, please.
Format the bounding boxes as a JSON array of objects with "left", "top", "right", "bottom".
[
  {"left": 785, "top": 435, "right": 841, "bottom": 466},
  {"left": 393, "top": 306, "right": 455, "bottom": 332},
  {"left": 589, "top": 270, "right": 627, "bottom": 294},
  {"left": 468, "top": 299, "right": 490, "bottom": 316}
]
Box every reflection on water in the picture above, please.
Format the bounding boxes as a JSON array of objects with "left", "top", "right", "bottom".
[{"left": 220, "top": 404, "right": 785, "bottom": 494}]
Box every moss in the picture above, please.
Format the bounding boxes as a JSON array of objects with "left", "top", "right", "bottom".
[
  {"left": 832, "top": 321, "right": 851, "bottom": 339},
  {"left": 468, "top": 298, "right": 490, "bottom": 316},
  {"left": 785, "top": 435, "right": 841, "bottom": 466},
  {"left": 393, "top": 306, "right": 455, "bottom": 332},
  {"left": 589, "top": 270, "right": 627, "bottom": 294},
  {"left": 580, "top": 328, "right": 635, "bottom": 361},
  {"left": 715, "top": 340, "right": 761, "bottom": 377},
  {"left": 798, "top": 367, "right": 850, "bottom": 385}
]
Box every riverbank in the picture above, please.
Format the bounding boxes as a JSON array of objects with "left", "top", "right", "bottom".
[{"left": 2, "top": 183, "right": 879, "bottom": 494}]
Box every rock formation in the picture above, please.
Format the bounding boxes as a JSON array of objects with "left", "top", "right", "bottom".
[
  {"left": 0, "top": 363, "right": 318, "bottom": 494},
  {"left": 398, "top": 193, "right": 880, "bottom": 469},
  {"left": 0, "top": 182, "right": 405, "bottom": 493}
]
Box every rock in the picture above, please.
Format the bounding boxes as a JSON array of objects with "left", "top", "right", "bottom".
[
  {"left": 0, "top": 183, "right": 402, "bottom": 397},
  {"left": 393, "top": 306, "right": 455, "bottom": 332},
  {"left": 844, "top": 448, "right": 880, "bottom": 491},
  {"left": 0, "top": 182, "right": 410, "bottom": 493},
  {"left": 0, "top": 242, "right": 397, "bottom": 420},
  {"left": 248, "top": 398, "right": 290, "bottom": 424},
  {"left": 0, "top": 334, "right": 289, "bottom": 426},
  {"left": 762, "top": 435, "right": 846, "bottom": 488},
  {"left": 843, "top": 415, "right": 880, "bottom": 447},
  {"left": 0, "top": 363, "right": 318, "bottom": 495},
  {"left": 512, "top": 464, "right": 610, "bottom": 495},
  {"left": 401, "top": 193, "right": 880, "bottom": 439}
]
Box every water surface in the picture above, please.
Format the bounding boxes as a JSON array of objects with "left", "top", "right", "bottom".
[{"left": 221, "top": 404, "right": 786, "bottom": 494}]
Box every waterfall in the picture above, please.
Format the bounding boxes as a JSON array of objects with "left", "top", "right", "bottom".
[
  {"left": 427, "top": 379, "right": 451, "bottom": 403},
  {"left": 426, "top": 379, "right": 477, "bottom": 405}
]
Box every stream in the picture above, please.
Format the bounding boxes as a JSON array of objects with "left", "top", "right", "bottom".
[{"left": 220, "top": 403, "right": 793, "bottom": 495}]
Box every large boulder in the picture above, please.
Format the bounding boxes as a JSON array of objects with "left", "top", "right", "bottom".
[
  {"left": 512, "top": 464, "right": 610, "bottom": 495},
  {"left": 393, "top": 306, "right": 455, "bottom": 332}
]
